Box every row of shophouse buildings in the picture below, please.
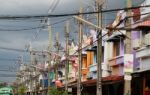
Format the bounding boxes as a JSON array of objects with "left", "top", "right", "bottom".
[{"left": 16, "top": 0, "right": 150, "bottom": 95}]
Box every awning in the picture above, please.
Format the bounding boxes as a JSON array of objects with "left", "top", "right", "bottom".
[
  {"left": 102, "top": 75, "right": 124, "bottom": 82},
  {"left": 82, "top": 75, "right": 124, "bottom": 86},
  {"left": 134, "top": 19, "right": 150, "bottom": 29},
  {"left": 86, "top": 46, "right": 97, "bottom": 51},
  {"left": 132, "top": 68, "right": 150, "bottom": 74},
  {"left": 106, "top": 32, "right": 126, "bottom": 42}
]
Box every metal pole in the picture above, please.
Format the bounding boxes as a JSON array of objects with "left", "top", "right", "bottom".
[
  {"left": 125, "top": 0, "right": 132, "bottom": 53},
  {"left": 47, "top": 18, "right": 52, "bottom": 95},
  {"left": 65, "top": 21, "right": 69, "bottom": 92},
  {"left": 35, "top": 67, "right": 37, "bottom": 95},
  {"left": 77, "top": 7, "right": 83, "bottom": 95},
  {"left": 96, "top": 0, "right": 103, "bottom": 95},
  {"left": 55, "top": 32, "right": 59, "bottom": 88},
  {"left": 30, "top": 48, "right": 33, "bottom": 95},
  {"left": 124, "top": 0, "right": 132, "bottom": 95}
]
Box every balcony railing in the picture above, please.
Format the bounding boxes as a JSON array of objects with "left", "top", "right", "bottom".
[
  {"left": 136, "top": 46, "right": 150, "bottom": 58},
  {"left": 108, "top": 55, "right": 124, "bottom": 66},
  {"left": 89, "top": 64, "right": 97, "bottom": 72}
]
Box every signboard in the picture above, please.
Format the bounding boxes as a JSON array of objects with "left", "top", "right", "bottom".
[
  {"left": 68, "top": 88, "right": 72, "bottom": 92},
  {"left": 124, "top": 54, "right": 133, "bottom": 73},
  {"left": 124, "top": 75, "right": 132, "bottom": 80},
  {"left": 0, "top": 87, "right": 13, "bottom": 94}
]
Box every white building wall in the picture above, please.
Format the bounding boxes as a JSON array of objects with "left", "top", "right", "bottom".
[
  {"left": 103, "top": 36, "right": 112, "bottom": 77},
  {"left": 108, "top": 42, "right": 113, "bottom": 59},
  {"left": 140, "top": 57, "right": 150, "bottom": 70}
]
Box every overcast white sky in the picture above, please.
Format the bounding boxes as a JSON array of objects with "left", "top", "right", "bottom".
[{"left": 0, "top": 0, "right": 144, "bottom": 83}]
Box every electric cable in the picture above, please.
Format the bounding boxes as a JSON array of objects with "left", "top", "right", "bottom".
[
  {"left": 47, "top": 0, "right": 56, "bottom": 13},
  {"left": 69, "top": 17, "right": 150, "bottom": 56},
  {"left": 0, "top": 46, "right": 26, "bottom": 52},
  {"left": 0, "top": 4, "right": 149, "bottom": 19},
  {"left": 0, "top": 11, "right": 149, "bottom": 31},
  {"left": 51, "top": 0, "right": 60, "bottom": 13}
]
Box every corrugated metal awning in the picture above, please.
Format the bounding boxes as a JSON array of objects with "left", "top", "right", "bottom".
[
  {"left": 134, "top": 19, "right": 150, "bottom": 29},
  {"left": 106, "top": 33, "right": 126, "bottom": 42}
]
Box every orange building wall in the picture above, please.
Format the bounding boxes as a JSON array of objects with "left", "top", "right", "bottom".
[
  {"left": 82, "top": 51, "right": 94, "bottom": 81},
  {"left": 82, "top": 56, "right": 87, "bottom": 68},
  {"left": 87, "top": 51, "right": 94, "bottom": 67},
  {"left": 82, "top": 56, "right": 88, "bottom": 81}
]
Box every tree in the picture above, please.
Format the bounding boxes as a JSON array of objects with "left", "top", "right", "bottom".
[
  {"left": 49, "top": 87, "right": 68, "bottom": 95},
  {"left": 0, "top": 82, "right": 8, "bottom": 88},
  {"left": 18, "top": 85, "right": 27, "bottom": 95}
]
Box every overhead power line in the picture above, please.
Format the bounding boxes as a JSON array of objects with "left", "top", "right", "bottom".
[
  {"left": 0, "top": 69, "right": 17, "bottom": 72},
  {"left": 0, "top": 11, "right": 149, "bottom": 31},
  {"left": 0, "top": 46, "right": 26, "bottom": 52},
  {"left": 0, "top": 58, "right": 30, "bottom": 62},
  {"left": 70, "top": 16, "right": 150, "bottom": 56},
  {"left": 0, "top": 74, "right": 16, "bottom": 77},
  {"left": 50, "top": 0, "right": 60, "bottom": 13},
  {"left": 0, "top": 58, "right": 18, "bottom": 61},
  {"left": 0, "top": 17, "right": 72, "bottom": 31},
  {"left": 0, "top": 5, "right": 149, "bottom": 19}
]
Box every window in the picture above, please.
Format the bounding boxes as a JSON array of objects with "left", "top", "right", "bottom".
[
  {"left": 113, "top": 41, "right": 120, "bottom": 57},
  {"left": 94, "top": 51, "right": 97, "bottom": 64},
  {"left": 87, "top": 51, "right": 94, "bottom": 66}
]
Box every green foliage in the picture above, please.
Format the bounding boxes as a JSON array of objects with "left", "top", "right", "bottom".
[
  {"left": 62, "top": 91, "right": 69, "bottom": 95},
  {"left": 0, "top": 82, "right": 8, "bottom": 88},
  {"left": 49, "top": 87, "right": 68, "bottom": 95},
  {"left": 82, "top": 92, "right": 89, "bottom": 95},
  {"left": 49, "top": 87, "right": 61, "bottom": 95},
  {"left": 18, "top": 85, "right": 27, "bottom": 95}
]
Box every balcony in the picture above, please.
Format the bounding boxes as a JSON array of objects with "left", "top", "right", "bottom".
[
  {"left": 136, "top": 32, "right": 150, "bottom": 58},
  {"left": 89, "top": 64, "right": 97, "bottom": 72},
  {"left": 82, "top": 68, "right": 88, "bottom": 75},
  {"left": 133, "top": 32, "right": 150, "bottom": 70},
  {"left": 108, "top": 55, "right": 124, "bottom": 66},
  {"left": 136, "top": 46, "right": 150, "bottom": 58},
  {"left": 67, "top": 73, "right": 76, "bottom": 83},
  {"left": 87, "top": 63, "right": 110, "bottom": 79},
  {"left": 135, "top": 46, "right": 150, "bottom": 71}
]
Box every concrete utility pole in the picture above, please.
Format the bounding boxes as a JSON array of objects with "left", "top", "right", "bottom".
[
  {"left": 35, "top": 67, "right": 37, "bottom": 95},
  {"left": 29, "top": 46, "right": 37, "bottom": 95},
  {"left": 65, "top": 21, "right": 69, "bottom": 92},
  {"left": 73, "top": 2, "right": 103, "bottom": 95},
  {"left": 32, "top": 56, "right": 37, "bottom": 95},
  {"left": 47, "top": 18, "right": 52, "bottom": 95},
  {"left": 96, "top": 0, "right": 103, "bottom": 95},
  {"left": 77, "top": 7, "right": 83, "bottom": 95},
  {"left": 30, "top": 47, "right": 34, "bottom": 95},
  {"left": 55, "top": 32, "right": 60, "bottom": 88},
  {"left": 124, "top": 0, "right": 132, "bottom": 95}
]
